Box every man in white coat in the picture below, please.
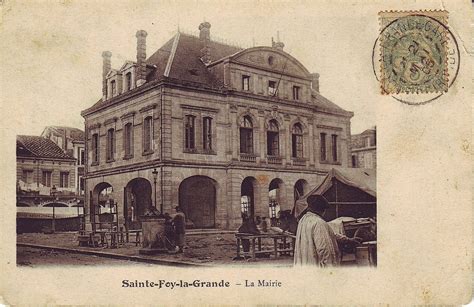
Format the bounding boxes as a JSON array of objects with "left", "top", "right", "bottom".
[{"left": 294, "top": 195, "right": 342, "bottom": 266}]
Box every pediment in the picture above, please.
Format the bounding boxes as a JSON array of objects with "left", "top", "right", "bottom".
[
  {"left": 106, "top": 69, "right": 120, "bottom": 78},
  {"left": 231, "top": 47, "right": 310, "bottom": 78},
  {"left": 119, "top": 61, "right": 136, "bottom": 71}
]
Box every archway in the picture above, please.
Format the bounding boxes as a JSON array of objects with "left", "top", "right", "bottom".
[
  {"left": 269, "top": 178, "right": 285, "bottom": 222},
  {"left": 91, "top": 182, "right": 114, "bottom": 231},
  {"left": 241, "top": 177, "right": 258, "bottom": 219},
  {"left": 294, "top": 179, "right": 309, "bottom": 203},
  {"left": 179, "top": 176, "right": 217, "bottom": 228},
  {"left": 125, "top": 178, "right": 152, "bottom": 230}
]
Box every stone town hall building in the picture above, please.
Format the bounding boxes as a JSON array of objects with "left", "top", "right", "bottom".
[{"left": 81, "top": 22, "right": 353, "bottom": 230}]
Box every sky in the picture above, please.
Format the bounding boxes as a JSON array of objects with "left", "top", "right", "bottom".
[{"left": 1, "top": 1, "right": 379, "bottom": 136}]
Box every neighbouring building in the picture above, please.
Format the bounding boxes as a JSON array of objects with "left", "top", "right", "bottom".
[
  {"left": 41, "top": 126, "right": 85, "bottom": 199},
  {"left": 81, "top": 23, "right": 353, "bottom": 230},
  {"left": 351, "top": 127, "right": 376, "bottom": 169},
  {"left": 16, "top": 135, "right": 77, "bottom": 206}
]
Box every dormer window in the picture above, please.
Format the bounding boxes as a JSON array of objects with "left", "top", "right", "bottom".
[
  {"left": 111, "top": 80, "right": 117, "bottom": 97},
  {"left": 268, "top": 80, "right": 277, "bottom": 96},
  {"left": 126, "top": 72, "right": 132, "bottom": 91},
  {"left": 292, "top": 86, "right": 300, "bottom": 100}
]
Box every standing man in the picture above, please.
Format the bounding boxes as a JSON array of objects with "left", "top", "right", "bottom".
[
  {"left": 294, "top": 195, "right": 342, "bottom": 266},
  {"left": 172, "top": 206, "right": 186, "bottom": 253}
]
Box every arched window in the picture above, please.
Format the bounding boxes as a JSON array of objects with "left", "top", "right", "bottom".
[
  {"left": 185, "top": 115, "right": 196, "bottom": 150},
  {"left": 292, "top": 123, "right": 303, "bottom": 158},
  {"left": 267, "top": 119, "right": 279, "bottom": 156},
  {"left": 203, "top": 117, "right": 212, "bottom": 151},
  {"left": 106, "top": 128, "right": 115, "bottom": 161},
  {"left": 124, "top": 123, "right": 133, "bottom": 157},
  {"left": 240, "top": 115, "right": 253, "bottom": 154},
  {"left": 143, "top": 116, "right": 153, "bottom": 153}
]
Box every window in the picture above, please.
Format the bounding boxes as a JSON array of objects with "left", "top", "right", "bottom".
[
  {"left": 126, "top": 72, "right": 132, "bottom": 91},
  {"left": 352, "top": 155, "right": 357, "bottom": 167},
  {"left": 91, "top": 133, "right": 99, "bottom": 163},
  {"left": 124, "top": 123, "right": 133, "bottom": 157},
  {"left": 143, "top": 116, "right": 153, "bottom": 152},
  {"left": 242, "top": 75, "right": 250, "bottom": 91},
  {"left": 111, "top": 80, "right": 117, "bottom": 97},
  {"left": 239, "top": 116, "right": 254, "bottom": 154},
  {"left": 366, "top": 136, "right": 371, "bottom": 147},
  {"left": 106, "top": 128, "right": 115, "bottom": 161},
  {"left": 184, "top": 115, "right": 196, "bottom": 150},
  {"left": 203, "top": 117, "right": 212, "bottom": 151},
  {"left": 78, "top": 148, "right": 85, "bottom": 165},
  {"left": 292, "top": 123, "right": 304, "bottom": 158},
  {"left": 22, "top": 170, "right": 33, "bottom": 184},
  {"left": 332, "top": 134, "right": 338, "bottom": 162},
  {"left": 267, "top": 120, "right": 279, "bottom": 156},
  {"left": 79, "top": 177, "right": 85, "bottom": 195},
  {"left": 42, "top": 171, "right": 52, "bottom": 187},
  {"left": 292, "top": 86, "right": 300, "bottom": 100},
  {"left": 320, "top": 133, "right": 327, "bottom": 161},
  {"left": 59, "top": 172, "right": 69, "bottom": 188},
  {"left": 268, "top": 80, "right": 277, "bottom": 96}
]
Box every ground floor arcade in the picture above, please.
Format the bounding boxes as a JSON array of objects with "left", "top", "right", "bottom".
[{"left": 84, "top": 165, "right": 327, "bottom": 230}]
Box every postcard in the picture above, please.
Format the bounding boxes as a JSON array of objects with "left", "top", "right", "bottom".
[{"left": 0, "top": 0, "right": 472, "bottom": 305}]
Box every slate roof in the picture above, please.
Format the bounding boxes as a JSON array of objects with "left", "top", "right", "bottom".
[
  {"left": 17, "top": 135, "right": 75, "bottom": 160},
  {"left": 146, "top": 33, "right": 241, "bottom": 85},
  {"left": 84, "top": 32, "right": 351, "bottom": 116}
]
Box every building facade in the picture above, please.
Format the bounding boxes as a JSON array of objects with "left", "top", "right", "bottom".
[
  {"left": 351, "top": 127, "right": 376, "bottom": 169},
  {"left": 81, "top": 23, "right": 353, "bottom": 230},
  {"left": 41, "top": 126, "right": 85, "bottom": 198},
  {"left": 17, "top": 135, "right": 77, "bottom": 206}
]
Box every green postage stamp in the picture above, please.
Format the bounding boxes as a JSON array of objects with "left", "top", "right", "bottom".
[{"left": 378, "top": 11, "right": 449, "bottom": 95}]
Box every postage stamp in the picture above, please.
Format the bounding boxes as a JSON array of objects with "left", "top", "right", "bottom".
[{"left": 378, "top": 11, "right": 449, "bottom": 95}]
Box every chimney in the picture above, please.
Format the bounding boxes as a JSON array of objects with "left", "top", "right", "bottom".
[
  {"left": 310, "top": 73, "right": 320, "bottom": 92},
  {"left": 272, "top": 32, "right": 285, "bottom": 51},
  {"left": 136, "top": 30, "right": 148, "bottom": 86},
  {"left": 199, "top": 22, "right": 211, "bottom": 64},
  {"left": 102, "top": 51, "right": 112, "bottom": 99}
]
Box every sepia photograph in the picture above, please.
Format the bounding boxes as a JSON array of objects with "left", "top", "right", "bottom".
[{"left": 1, "top": 0, "right": 471, "bottom": 305}]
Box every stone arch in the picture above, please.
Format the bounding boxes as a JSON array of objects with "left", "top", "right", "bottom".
[
  {"left": 178, "top": 175, "right": 218, "bottom": 228},
  {"left": 237, "top": 111, "right": 259, "bottom": 129},
  {"left": 268, "top": 178, "right": 287, "bottom": 218},
  {"left": 124, "top": 177, "right": 152, "bottom": 230},
  {"left": 289, "top": 117, "right": 308, "bottom": 134},
  {"left": 91, "top": 182, "right": 114, "bottom": 230},
  {"left": 294, "top": 179, "right": 309, "bottom": 202},
  {"left": 241, "top": 176, "right": 260, "bottom": 219},
  {"left": 264, "top": 114, "right": 284, "bottom": 131}
]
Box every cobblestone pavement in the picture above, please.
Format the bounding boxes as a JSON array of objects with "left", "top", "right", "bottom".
[
  {"left": 17, "top": 232, "right": 293, "bottom": 266},
  {"left": 17, "top": 246, "right": 155, "bottom": 267}
]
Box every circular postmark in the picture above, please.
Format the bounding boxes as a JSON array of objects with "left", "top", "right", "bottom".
[{"left": 372, "top": 13, "right": 460, "bottom": 105}]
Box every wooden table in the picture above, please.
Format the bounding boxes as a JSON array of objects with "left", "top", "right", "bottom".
[{"left": 235, "top": 233, "right": 295, "bottom": 260}]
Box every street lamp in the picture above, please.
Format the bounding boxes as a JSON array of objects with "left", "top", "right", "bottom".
[
  {"left": 50, "top": 185, "right": 58, "bottom": 233},
  {"left": 151, "top": 168, "right": 159, "bottom": 213}
]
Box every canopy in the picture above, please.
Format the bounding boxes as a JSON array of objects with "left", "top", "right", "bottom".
[{"left": 294, "top": 168, "right": 376, "bottom": 218}]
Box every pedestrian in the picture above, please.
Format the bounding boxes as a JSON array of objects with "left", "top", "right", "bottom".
[
  {"left": 163, "top": 213, "right": 175, "bottom": 251},
  {"left": 261, "top": 216, "right": 270, "bottom": 232},
  {"left": 294, "top": 195, "right": 346, "bottom": 266},
  {"left": 237, "top": 212, "right": 260, "bottom": 256},
  {"left": 172, "top": 206, "right": 186, "bottom": 253}
]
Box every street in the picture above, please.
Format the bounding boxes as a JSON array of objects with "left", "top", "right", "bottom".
[{"left": 17, "top": 246, "right": 154, "bottom": 267}]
